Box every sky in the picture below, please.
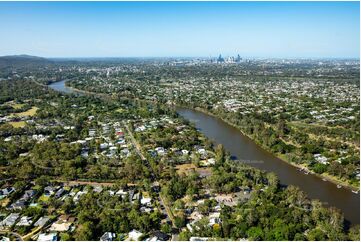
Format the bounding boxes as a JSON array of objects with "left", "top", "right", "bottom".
[{"left": 0, "top": 1, "right": 359, "bottom": 58}]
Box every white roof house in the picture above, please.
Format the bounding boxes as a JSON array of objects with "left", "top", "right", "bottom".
[
  {"left": 38, "top": 233, "right": 58, "bottom": 241},
  {"left": 0, "top": 187, "right": 15, "bottom": 198},
  {"left": 34, "top": 216, "right": 50, "bottom": 227},
  {"left": 208, "top": 212, "right": 221, "bottom": 226},
  {"left": 16, "top": 216, "right": 33, "bottom": 226},
  {"left": 0, "top": 213, "right": 20, "bottom": 227},
  {"left": 314, "top": 154, "right": 329, "bottom": 165},
  {"left": 100, "top": 232, "right": 116, "bottom": 241},
  {"left": 126, "top": 229, "right": 143, "bottom": 241},
  {"left": 181, "top": 149, "right": 189, "bottom": 155},
  {"left": 116, "top": 189, "right": 128, "bottom": 197},
  {"left": 140, "top": 197, "right": 152, "bottom": 206}
]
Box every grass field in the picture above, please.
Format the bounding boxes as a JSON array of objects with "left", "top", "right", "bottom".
[
  {"left": 176, "top": 163, "right": 212, "bottom": 177},
  {"left": 176, "top": 163, "right": 197, "bottom": 175},
  {"left": 15, "top": 106, "right": 38, "bottom": 117},
  {"left": 11, "top": 103, "right": 25, "bottom": 109},
  {"left": 3, "top": 101, "right": 25, "bottom": 109},
  {"left": 38, "top": 195, "right": 50, "bottom": 203},
  {"left": 0, "top": 198, "right": 10, "bottom": 207},
  {"left": 9, "top": 121, "right": 26, "bottom": 128}
]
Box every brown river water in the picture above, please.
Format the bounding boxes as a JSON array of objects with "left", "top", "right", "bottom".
[{"left": 176, "top": 107, "right": 360, "bottom": 225}]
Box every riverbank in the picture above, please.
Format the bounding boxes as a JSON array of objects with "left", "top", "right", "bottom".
[
  {"left": 64, "top": 81, "right": 110, "bottom": 98},
  {"left": 185, "top": 106, "right": 359, "bottom": 191}
]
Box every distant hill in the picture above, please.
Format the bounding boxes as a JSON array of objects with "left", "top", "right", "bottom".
[{"left": 0, "top": 54, "right": 52, "bottom": 68}]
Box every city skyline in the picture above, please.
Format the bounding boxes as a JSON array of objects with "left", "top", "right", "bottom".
[{"left": 0, "top": 1, "right": 359, "bottom": 58}]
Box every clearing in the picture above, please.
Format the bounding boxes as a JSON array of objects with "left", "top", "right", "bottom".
[
  {"left": 9, "top": 121, "right": 26, "bottom": 128},
  {"left": 14, "top": 106, "right": 39, "bottom": 117}
]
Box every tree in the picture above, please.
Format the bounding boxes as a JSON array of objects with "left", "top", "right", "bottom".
[
  {"left": 74, "top": 221, "right": 95, "bottom": 240},
  {"left": 174, "top": 215, "right": 186, "bottom": 229},
  {"left": 246, "top": 226, "right": 264, "bottom": 240},
  {"left": 294, "top": 233, "right": 306, "bottom": 240},
  {"left": 60, "top": 233, "right": 72, "bottom": 241},
  {"left": 61, "top": 198, "right": 75, "bottom": 214},
  {"left": 277, "top": 119, "right": 289, "bottom": 136},
  {"left": 307, "top": 228, "right": 326, "bottom": 241},
  {"left": 173, "top": 199, "right": 185, "bottom": 210},
  {"left": 348, "top": 225, "right": 360, "bottom": 241},
  {"left": 312, "top": 163, "right": 327, "bottom": 174},
  {"left": 179, "top": 230, "right": 191, "bottom": 241},
  {"left": 35, "top": 175, "right": 50, "bottom": 188},
  {"left": 266, "top": 172, "right": 279, "bottom": 189},
  {"left": 215, "top": 144, "right": 226, "bottom": 165},
  {"left": 271, "top": 219, "right": 289, "bottom": 240},
  {"left": 161, "top": 223, "right": 172, "bottom": 234},
  {"left": 149, "top": 210, "right": 161, "bottom": 228}
]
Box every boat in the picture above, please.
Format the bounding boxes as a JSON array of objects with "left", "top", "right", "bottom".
[
  {"left": 352, "top": 190, "right": 359, "bottom": 194},
  {"left": 337, "top": 185, "right": 342, "bottom": 189}
]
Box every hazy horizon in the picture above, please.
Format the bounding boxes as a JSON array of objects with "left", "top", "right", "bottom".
[{"left": 2, "top": 54, "right": 360, "bottom": 60}]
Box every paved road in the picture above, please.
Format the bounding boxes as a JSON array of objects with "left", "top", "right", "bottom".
[
  {"left": 122, "top": 120, "right": 177, "bottom": 228},
  {"left": 123, "top": 121, "right": 146, "bottom": 161},
  {"left": 159, "top": 194, "right": 176, "bottom": 227},
  {"left": 21, "top": 226, "right": 42, "bottom": 241}
]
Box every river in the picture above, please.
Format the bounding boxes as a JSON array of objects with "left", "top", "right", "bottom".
[
  {"left": 48, "top": 80, "right": 75, "bottom": 94},
  {"left": 49, "top": 80, "right": 360, "bottom": 225}
]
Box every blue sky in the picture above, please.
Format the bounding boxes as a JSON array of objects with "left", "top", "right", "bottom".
[{"left": 0, "top": 1, "right": 359, "bottom": 58}]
